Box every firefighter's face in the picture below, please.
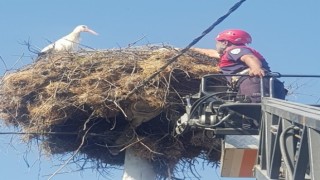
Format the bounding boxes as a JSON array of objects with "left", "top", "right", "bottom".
[{"left": 216, "top": 40, "right": 228, "bottom": 54}]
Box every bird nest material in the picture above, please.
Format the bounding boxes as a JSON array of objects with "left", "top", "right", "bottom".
[{"left": 0, "top": 45, "right": 223, "bottom": 178}]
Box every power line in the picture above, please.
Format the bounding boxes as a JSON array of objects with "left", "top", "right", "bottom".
[
  {"left": 125, "top": 0, "right": 247, "bottom": 99},
  {"left": 182, "top": 0, "right": 247, "bottom": 51},
  {"left": 0, "top": 131, "right": 108, "bottom": 137},
  {"left": 0, "top": 1, "right": 248, "bottom": 138}
]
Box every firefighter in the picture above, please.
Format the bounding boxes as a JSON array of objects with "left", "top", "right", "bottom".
[{"left": 194, "top": 29, "right": 286, "bottom": 102}]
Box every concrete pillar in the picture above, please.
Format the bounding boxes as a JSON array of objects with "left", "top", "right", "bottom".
[{"left": 122, "top": 147, "right": 156, "bottom": 180}]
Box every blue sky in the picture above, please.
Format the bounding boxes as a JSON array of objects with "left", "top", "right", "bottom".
[{"left": 0, "top": 0, "right": 320, "bottom": 180}]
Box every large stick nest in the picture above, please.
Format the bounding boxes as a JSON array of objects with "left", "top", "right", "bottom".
[{"left": 0, "top": 45, "right": 223, "bottom": 178}]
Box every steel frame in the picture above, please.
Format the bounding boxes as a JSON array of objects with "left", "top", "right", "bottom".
[{"left": 255, "top": 97, "right": 320, "bottom": 180}]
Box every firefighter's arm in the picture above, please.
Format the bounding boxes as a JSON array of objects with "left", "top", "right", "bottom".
[
  {"left": 240, "top": 54, "right": 265, "bottom": 77},
  {"left": 192, "top": 48, "right": 220, "bottom": 59}
]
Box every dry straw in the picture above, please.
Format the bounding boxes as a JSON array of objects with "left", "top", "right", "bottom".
[{"left": 0, "top": 45, "right": 222, "bottom": 178}]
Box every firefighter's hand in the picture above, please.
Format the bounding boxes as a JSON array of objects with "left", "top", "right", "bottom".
[
  {"left": 240, "top": 54, "right": 265, "bottom": 77},
  {"left": 249, "top": 68, "right": 265, "bottom": 77},
  {"left": 191, "top": 48, "right": 220, "bottom": 59}
]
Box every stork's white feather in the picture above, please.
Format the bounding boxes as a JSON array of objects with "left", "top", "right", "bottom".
[{"left": 40, "top": 25, "right": 98, "bottom": 54}]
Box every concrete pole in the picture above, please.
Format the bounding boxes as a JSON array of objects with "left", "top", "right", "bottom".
[{"left": 122, "top": 147, "right": 156, "bottom": 180}]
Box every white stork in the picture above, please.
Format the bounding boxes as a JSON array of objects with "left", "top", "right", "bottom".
[{"left": 40, "top": 25, "right": 98, "bottom": 54}]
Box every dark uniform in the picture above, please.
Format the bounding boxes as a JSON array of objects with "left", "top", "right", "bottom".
[{"left": 219, "top": 46, "right": 286, "bottom": 103}]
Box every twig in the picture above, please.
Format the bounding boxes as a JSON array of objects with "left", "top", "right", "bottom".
[
  {"left": 19, "top": 37, "right": 41, "bottom": 54},
  {"left": 122, "top": 0, "right": 247, "bottom": 101},
  {"left": 47, "top": 113, "right": 94, "bottom": 180},
  {"left": 127, "top": 35, "right": 147, "bottom": 48},
  {"left": 139, "top": 140, "right": 164, "bottom": 156},
  {"left": 117, "top": 136, "right": 164, "bottom": 156},
  {"left": 9, "top": 53, "right": 25, "bottom": 71},
  {"left": 113, "top": 100, "right": 127, "bottom": 118},
  {"left": 65, "top": 39, "right": 96, "bottom": 51},
  {"left": 0, "top": 56, "right": 8, "bottom": 71}
]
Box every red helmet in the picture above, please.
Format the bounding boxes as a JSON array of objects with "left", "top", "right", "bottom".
[{"left": 216, "top": 29, "right": 252, "bottom": 45}]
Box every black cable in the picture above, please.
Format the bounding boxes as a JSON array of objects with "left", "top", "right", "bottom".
[
  {"left": 125, "top": 0, "right": 247, "bottom": 99},
  {"left": 2, "top": 1, "right": 248, "bottom": 137},
  {"left": 0, "top": 131, "right": 108, "bottom": 137},
  {"left": 189, "top": 92, "right": 236, "bottom": 119},
  {"left": 280, "top": 125, "right": 296, "bottom": 179},
  {"left": 182, "top": 0, "right": 247, "bottom": 51}
]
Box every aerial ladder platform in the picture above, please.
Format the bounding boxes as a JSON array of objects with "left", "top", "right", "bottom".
[
  {"left": 255, "top": 97, "right": 320, "bottom": 180},
  {"left": 175, "top": 73, "right": 320, "bottom": 180}
]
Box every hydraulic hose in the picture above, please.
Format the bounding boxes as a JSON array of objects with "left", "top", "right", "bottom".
[{"left": 279, "top": 125, "right": 297, "bottom": 180}]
